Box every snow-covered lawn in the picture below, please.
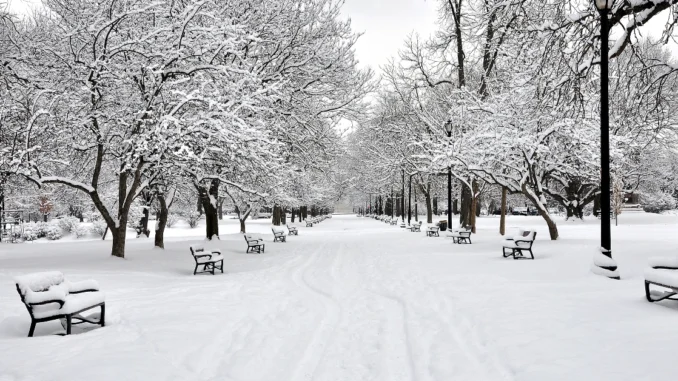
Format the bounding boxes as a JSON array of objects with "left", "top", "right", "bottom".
[{"left": 1, "top": 213, "right": 677, "bottom": 380}]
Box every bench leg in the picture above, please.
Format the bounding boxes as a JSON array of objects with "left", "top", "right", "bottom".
[
  {"left": 66, "top": 315, "right": 72, "bottom": 335},
  {"left": 28, "top": 320, "right": 36, "bottom": 337},
  {"left": 645, "top": 282, "right": 678, "bottom": 302},
  {"left": 100, "top": 304, "right": 106, "bottom": 327}
]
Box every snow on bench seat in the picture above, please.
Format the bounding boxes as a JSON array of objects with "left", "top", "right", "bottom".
[
  {"left": 645, "top": 268, "right": 678, "bottom": 289},
  {"left": 32, "top": 291, "right": 106, "bottom": 319}
]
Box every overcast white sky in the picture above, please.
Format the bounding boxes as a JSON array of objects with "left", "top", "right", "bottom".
[{"left": 340, "top": 0, "right": 439, "bottom": 72}]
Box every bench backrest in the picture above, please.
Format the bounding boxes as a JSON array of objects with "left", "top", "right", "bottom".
[
  {"left": 15, "top": 272, "right": 69, "bottom": 310},
  {"left": 522, "top": 231, "right": 536, "bottom": 241},
  {"left": 189, "top": 245, "right": 204, "bottom": 256},
  {"left": 272, "top": 227, "right": 285, "bottom": 234},
  {"left": 15, "top": 271, "right": 65, "bottom": 297}
]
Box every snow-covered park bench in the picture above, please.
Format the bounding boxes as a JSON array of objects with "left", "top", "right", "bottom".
[
  {"left": 409, "top": 221, "right": 422, "bottom": 232},
  {"left": 244, "top": 235, "right": 265, "bottom": 253},
  {"left": 287, "top": 224, "right": 298, "bottom": 235},
  {"left": 501, "top": 230, "right": 537, "bottom": 260},
  {"left": 306, "top": 219, "right": 315, "bottom": 227},
  {"left": 189, "top": 245, "right": 224, "bottom": 275},
  {"left": 390, "top": 219, "right": 398, "bottom": 225},
  {"left": 448, "top": 226, "right": 472, "bottom": 244},
  {"left": 15, "top": 271, "right": 105, "bottom": 337},
  {"left": 426, "top": 226, "right": 440, "bottom": 237},
  {"left": 644, "top": 257, "right": 678, "bottom": 303},
  {"left": 272, "top": 227, "right": 287, "bottom": 242}
]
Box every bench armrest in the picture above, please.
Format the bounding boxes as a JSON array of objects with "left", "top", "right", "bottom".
[
  {"left": 194, "top": 253, "right": 213, "bottom": 260},
  {"left": 513, "top": 239, "right": 534, "bottom": 244}
]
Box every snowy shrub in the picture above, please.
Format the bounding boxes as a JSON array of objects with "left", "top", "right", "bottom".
[
  {"left": 91, "top": 220, "right": 108, "bottom": 237},
  {"left": 24, "top": 221, "right": 50, "bottom": 238},
  {"left": 127, "top": 204, "right": 145, "bottom": 230},
  {"left": 187, "top": 211, "right": 200, "bottom": 228},
  {"left": 21, "top": 227, "right": 38, "bottom": 241},
  {"left": 642, "top": 192, "right": 677, "bottom": 214},
  {"left": 166, "top": 214, "right": 179, "bottom": 228},
  {"left": 83, "top": 210, "right": 101, "bottom": 222},
  {"left": 57, "top": 216, "right": 80, "bottom": 233},
  {"left": 44, "top": 224, "right": 63, "bottom": 240},
  {"left": 74, "top": 224, "right": 90, "bottom": 238}
]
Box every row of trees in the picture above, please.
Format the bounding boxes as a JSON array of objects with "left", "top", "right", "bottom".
[
  {"left": 1, "top": 0, "right": 370, "bottom": 256},
  {"left": 347, "top": 0, "right": 678, "bottom": 240}
]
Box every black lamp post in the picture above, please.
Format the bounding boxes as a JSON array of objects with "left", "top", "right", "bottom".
[
  {"left": 594, "top": 0, "right": 618, "bottom": 279},
  {"left": 444, "top": 120, "right": 453, "bottom": 231}
]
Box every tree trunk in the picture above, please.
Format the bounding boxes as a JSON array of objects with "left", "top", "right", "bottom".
[
  {"left": 198, "top": 179, "right": 220, "bottom": 240},
  {"left": 240, "top": 219, "right": 246, "bottom": 233},
  {"left": 593, "top": 195, "right": 601, "bottom": 217},
  {"left": 408, "top": 176, "right": 412, "bottom": 225},
  {"left": 522, "top": 185, "right": 559, "bottom": 240},
  {"left": 282, "top": 208, "right": 287, "bottom": 225},
  {"left": 500, "top": 186, "right": 507, "bottom": 236},
  {"left": 433, "top": 197, "right": 438, "bottom": 215},
  {"left": 460, "top": 182, "right": 472, "bottom": 227},
  {"left": 425, "top": 192, "right": 433, "bottom": 224},
  {"left": 218, "top": 198, "right": 224, "bottom": 220},
  {"left": 470, "top": 180, "right": 478, "bottom": 233},
  {"left": 139, "top": 206, "right": 150, "bottom": 237},
  {"left": 565, "top": 202, "right": 585, "bottom": 220},
  {"left": 272, "top": 205, "right": 282, "bottom": 226},
  {"left": 138, "top": 190, "right": 153, "bottom": 237},
  {"left": 111, "top": 228, "right": 126, "bottom": 258},
  {"left": 154, "top": 194, "right": 168, "bottom": 249}
]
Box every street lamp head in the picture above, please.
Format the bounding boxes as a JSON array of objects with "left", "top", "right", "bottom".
[{"left": 594, "top": 0, "right": 614, "bottom": 11}]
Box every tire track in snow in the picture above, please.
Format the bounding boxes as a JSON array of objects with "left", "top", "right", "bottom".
[
  {"left": 289, "top": 242, "right": 342, "bottom": 381},
  {"left": 433, "top": 288, "right": 515, "bottom": 381},
  {"left": 365, "top": 288, "right": 416, "bottom": 381}
]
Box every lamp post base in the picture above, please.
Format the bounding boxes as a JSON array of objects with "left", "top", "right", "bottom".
[{"left": 592, "top": 248, "right": 620, "bottom": 280}]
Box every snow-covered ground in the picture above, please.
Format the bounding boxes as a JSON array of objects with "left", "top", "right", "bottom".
[{"left": 1, "top": 213, "right": 677, "bottom": 381}]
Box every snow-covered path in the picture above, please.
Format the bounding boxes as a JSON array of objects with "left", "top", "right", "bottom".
[{"left": 1, "top": 214, "right": 678, "bottom": 380}]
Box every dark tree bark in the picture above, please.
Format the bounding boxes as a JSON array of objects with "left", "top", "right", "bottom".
[
  {"left": 138, "top": 190, "right": 153, "bottom": 238},
  {"left": 522, "top": 184, "right": 559, "bottom": 240},
  {"left": 408, "top": 175, "right": 412, "bottom": 225},
  {"left": 154, "top": 194, "right": 168, "bottom": 248},
  {"left": 470, "top": 180, "right": 478, "bottom": 233},
  {"left": 197, "top": 179, "right": 220, "bottom": 240},
  {"left": 500, "top": 186, "right": 507, "bottom": 236},
  {"left": 281, "top": 207, "right": 287, "bottom": 225},
  {"left": 218, "top": 198, "right": 224, "bottom": 220},
  {"left": 460, "top": 183, "right": 472, "bottom": 227},
  {"left": 593, "top": 195, "right": 601, "bottom": 217}
]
